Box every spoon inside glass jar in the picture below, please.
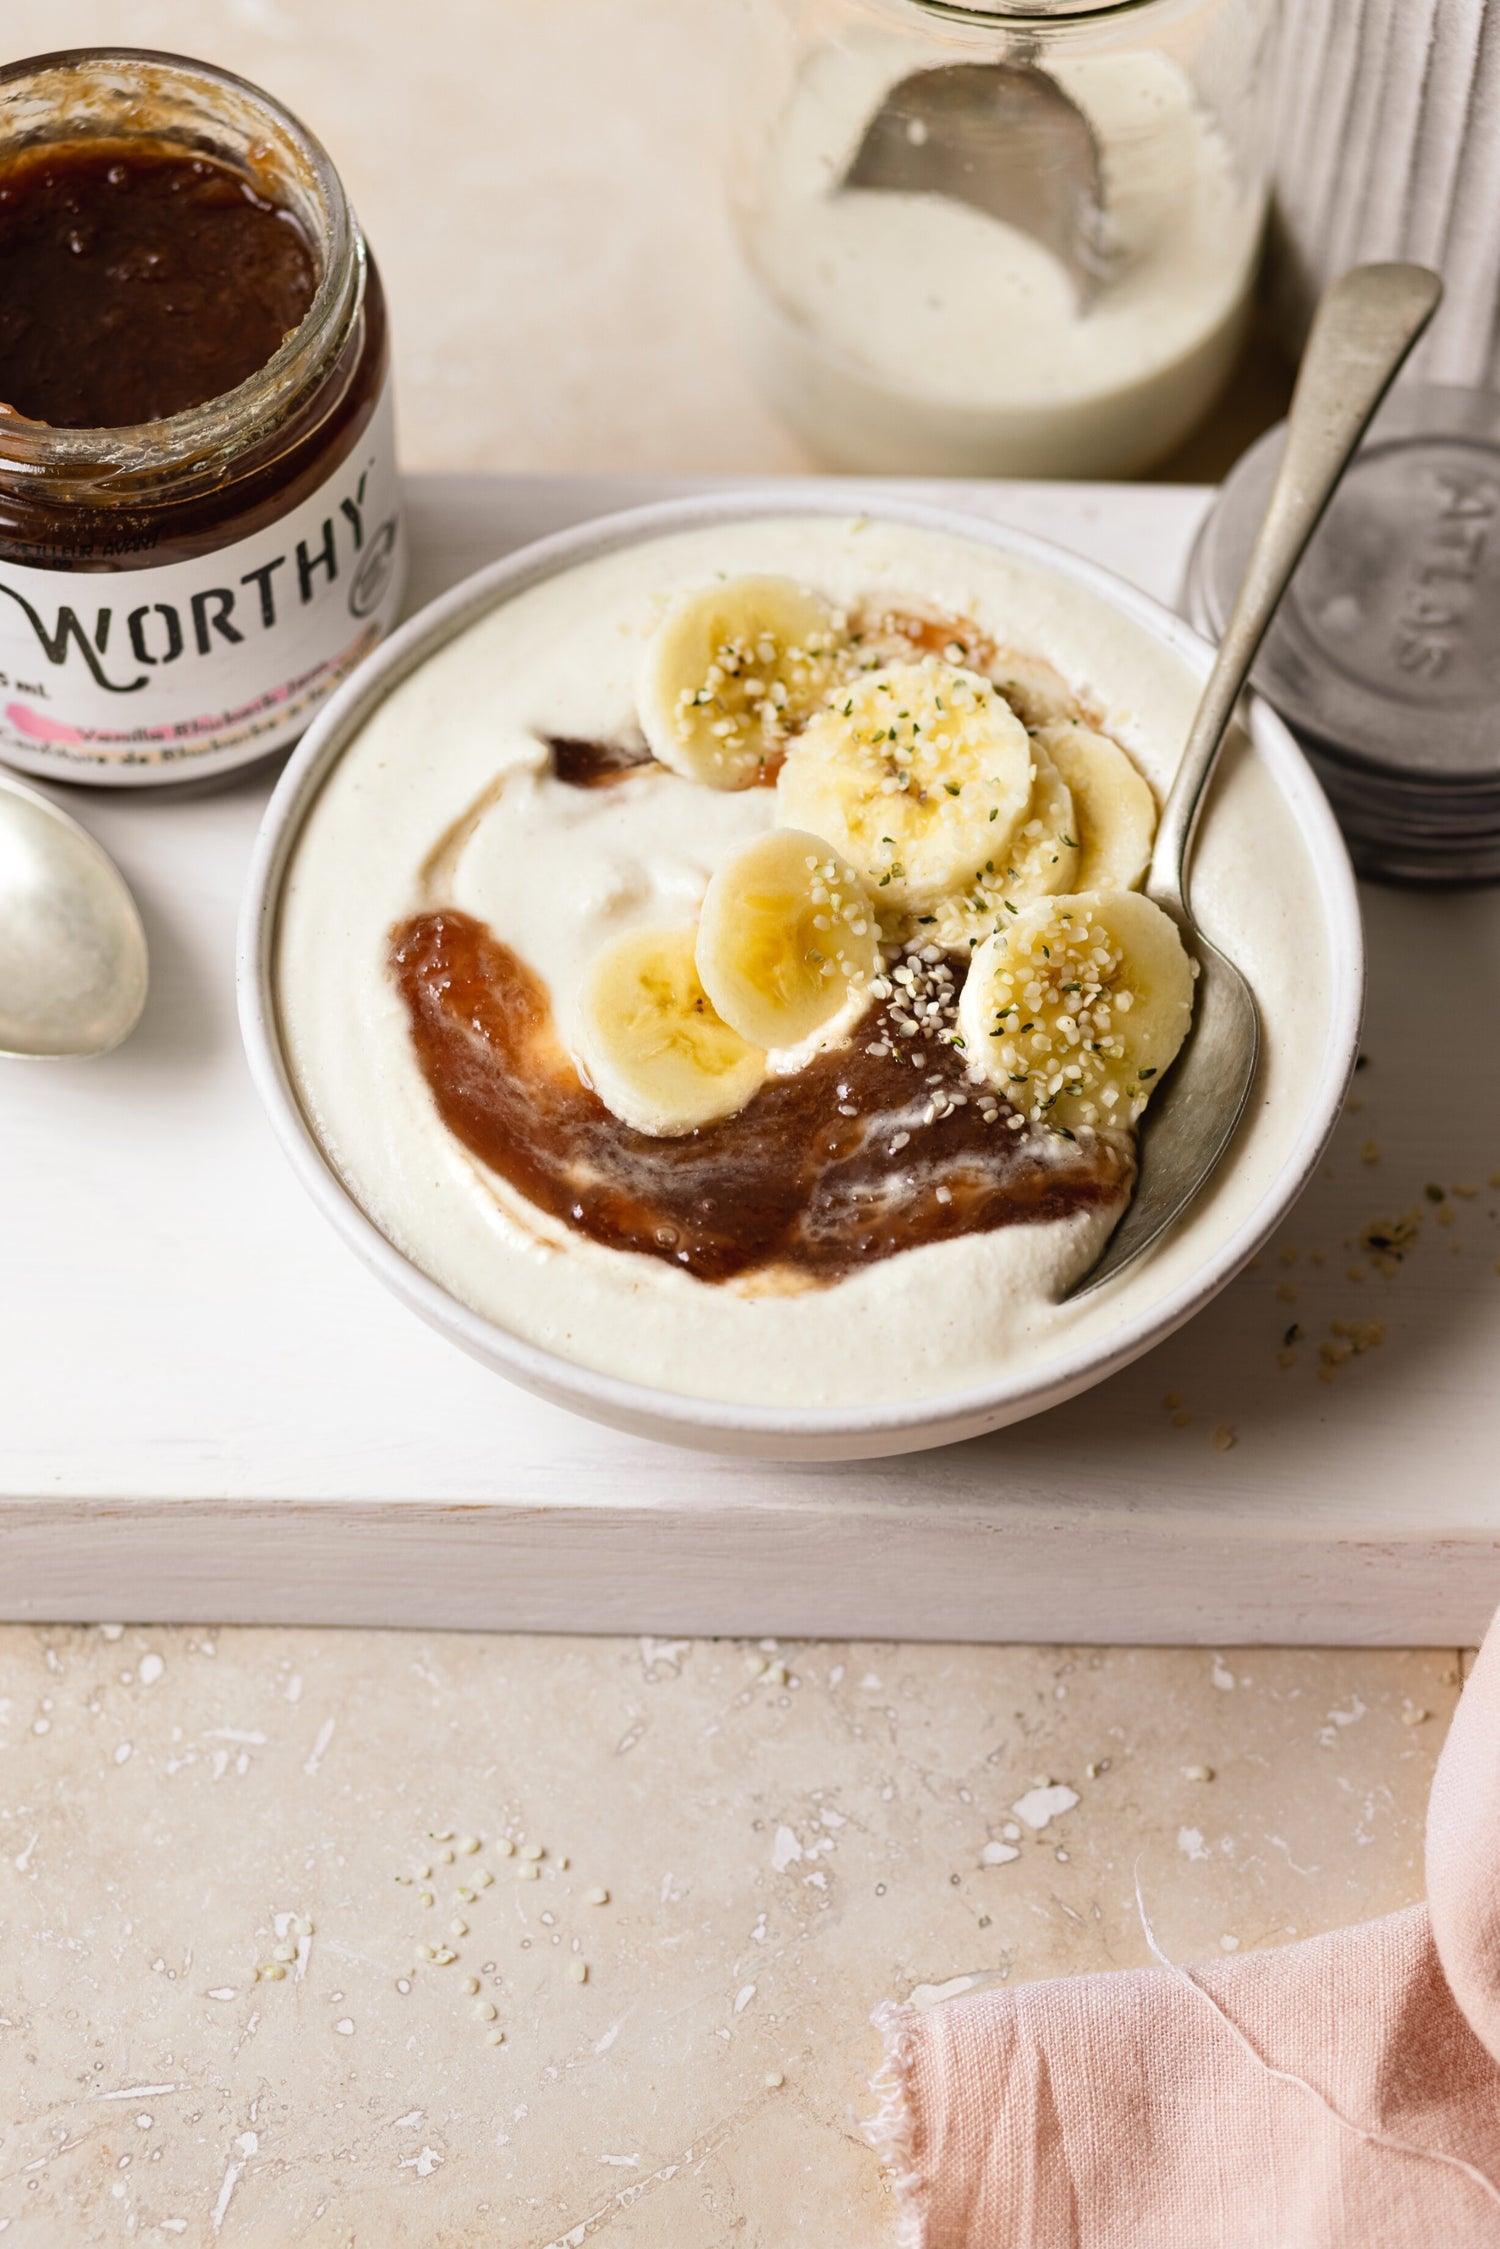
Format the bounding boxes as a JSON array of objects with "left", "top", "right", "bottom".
[
  {"left": 841, "top": 62, "right": 1110, "bottom": 306},
  {"left": 0, "top": 768, "right": 149, "bottom": 1058}
]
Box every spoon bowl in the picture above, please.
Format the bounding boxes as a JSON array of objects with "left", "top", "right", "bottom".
[
  {"left": 842, "top": 61, "right": 1109, "bottom": 308},
  {"left": 0, "top": 768, "right": 148, "bottom": 1058},
  {"left": 1071, "top": 262, "right": 1442, "bottom": 1296}
]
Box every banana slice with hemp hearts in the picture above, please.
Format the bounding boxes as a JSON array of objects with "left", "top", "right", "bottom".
[
  {"left": 776, "top": 658, "right": 1034, "bottom": 913},
  {"left": 638, "top": 576, "right": 847, "bottom": 790},
  {"left": 576, "top": 926, "right": 764, "bottom": 1137},
  {"left": 696, "top": 828, "right": 879, "bottom": 1052},
  {"left": 957, "top": 891, "right": 1194, "bottom": 1133},
  {"left": 1033, "top": 720, "right": 1157, "bottom": 895},
  {"left": 923, "top": 742, "right": 1080, "bottom": 952}
]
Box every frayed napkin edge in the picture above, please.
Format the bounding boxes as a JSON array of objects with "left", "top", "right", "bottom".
[{"left": 865, "top": 2000, "right": 927, "bottom": 2249}]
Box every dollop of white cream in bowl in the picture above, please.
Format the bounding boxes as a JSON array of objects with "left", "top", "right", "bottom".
[{"left": 275, "top": 514, "right": 1340, "bottom": 1415}]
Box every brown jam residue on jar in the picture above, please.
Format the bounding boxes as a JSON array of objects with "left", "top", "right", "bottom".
[
  {"left": 0, "top": 142, "right": 318, "bottom": 429},
  {"left": 547, "top": 736, "right": 657, "bottom": 788},
  {"left": 389, "top": 908, "right": 1133, "bottom": 1288}
]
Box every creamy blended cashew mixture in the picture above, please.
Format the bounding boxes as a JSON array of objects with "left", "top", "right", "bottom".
[
  {"left": 740, "top": 46, "right": 1263, "bottom": 477},
  {"left": 278, "top": 514, "right": 1216, "bottom": 1410}
]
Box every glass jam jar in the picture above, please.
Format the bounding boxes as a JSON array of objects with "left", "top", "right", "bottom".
[
  {"left": 0, "top": 49, "right": 404, "bottom": 785},
  {"left": 731, "top": 0, "right": 1276, "bottom": 478}
]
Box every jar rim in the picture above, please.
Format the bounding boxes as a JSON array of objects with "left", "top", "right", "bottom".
[
  {"left": 901, "top": 1, "right": 1177, "bottom": 20},
  {"left": 0, "top": 47, "right": 361, "bottom": 490}
]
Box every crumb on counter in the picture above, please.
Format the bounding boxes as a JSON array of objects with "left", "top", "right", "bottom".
[
  {"left": 1360, "top": 1212, "right": 1421, "bottom": 1275},
  {"left": 1316, "top": 1318, "right": 1385, "bottom": 1383}
]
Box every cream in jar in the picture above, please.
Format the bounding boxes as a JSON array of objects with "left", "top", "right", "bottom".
[{"left": 740, "top": 42, "right": 1263, "bottom": 478}]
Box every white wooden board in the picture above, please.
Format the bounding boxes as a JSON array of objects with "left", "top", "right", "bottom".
[{"left": 4, "top": 472, "right": 1498, "bottom": 1644}]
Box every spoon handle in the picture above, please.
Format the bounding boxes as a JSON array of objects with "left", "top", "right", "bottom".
[{"left": 1151, "top": 261, "right": 1442, "bottom": 913}]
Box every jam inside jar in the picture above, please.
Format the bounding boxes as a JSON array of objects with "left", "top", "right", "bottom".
[
  {"left": 0, "top": 49, "right": 404, "bottom": 783},
  {"left": 0, "top": 139, "right": 322, "bottom": 431}
]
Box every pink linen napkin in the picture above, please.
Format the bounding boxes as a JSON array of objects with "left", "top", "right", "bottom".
[{"left": 869, "top": 1616, "right": 1500, "bottom": 2246}]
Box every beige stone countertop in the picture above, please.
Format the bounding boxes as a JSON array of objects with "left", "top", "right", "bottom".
[
  {"left": 0, "top": 2, "right": 1450, "bottom": 2241},
  {"left": 0, "top": 1628, "right": 1462, "bottom": 2244}
]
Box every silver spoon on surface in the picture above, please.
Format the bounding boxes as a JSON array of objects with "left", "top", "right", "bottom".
[
  {"left": 0, "top": 767, "right": 148, "bottom": 1058},
  {"left": 842, "top": 62, "right": 1109, "bottom": 307},
  {"left": 1069, "top": 262, "right": 1442, "bottom": 1299}
]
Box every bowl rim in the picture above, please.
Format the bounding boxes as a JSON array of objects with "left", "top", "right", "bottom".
[{"left": 237, "top": 485, "right": 1364, "bottom": 1445}]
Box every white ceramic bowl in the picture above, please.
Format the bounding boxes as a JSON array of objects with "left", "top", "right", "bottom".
[{"left": 238, "top": 491, "right": 1363, "bottom": 1462}]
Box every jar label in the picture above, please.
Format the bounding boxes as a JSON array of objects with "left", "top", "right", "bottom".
[{"left": 0, "top": 378, "right": 405, "bottom": 783}]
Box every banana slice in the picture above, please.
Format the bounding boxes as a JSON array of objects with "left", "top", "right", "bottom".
[
  {"left": 638, "top": 575, "right": 846, "bottom": 790},
  {"left": 958, "top": 891, "right": 1194, "bottom": 1132},
  {"left": 925, "top": 743, "right": 1079, "bottom": 951},
  {"left": 576, "top": 926, "right": 764, "bottom": 1136},
  {"left": 986, "top": 646, "right": 1080, "bottom": 731},
  {"left": 776, "top": 659, "right": 1034, "bottom": 911},
  {"left": 696, "top": 828, "right": 878, "bottom": 1051},
  {"left": 1035, "top": 721, "right": 1157, "bottom": 894}
]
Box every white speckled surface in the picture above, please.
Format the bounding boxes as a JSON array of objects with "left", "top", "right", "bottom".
[
  {"left": 0, "top": 3, "right": 1464, "bottom": 2239},
  {"left": 0, "top": 1628, "right": 1460, "bottom": 2244}
]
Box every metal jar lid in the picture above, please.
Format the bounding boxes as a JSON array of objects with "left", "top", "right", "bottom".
[{"left": 1183, "top": 384, "right": 1500, "bottom": 885}]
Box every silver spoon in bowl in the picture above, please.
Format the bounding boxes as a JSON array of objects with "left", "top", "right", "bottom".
[
  {"left": 1070, "top": 262, "right": 1442, "bottom": 1298},
  {"left": 0, "top": 767, "right": 148, "bottom": 1058}
]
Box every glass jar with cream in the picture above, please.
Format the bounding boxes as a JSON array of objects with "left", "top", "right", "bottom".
[
  {"left": 731, "top": 0, "right": 1276, "bottom": 478},
  {"left": 0, "top": 49, "right": 404, "bottom": 785}
]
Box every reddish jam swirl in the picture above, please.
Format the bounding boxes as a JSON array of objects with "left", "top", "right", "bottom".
[{"left": 389, "top": 909, "right": 1132, "bottom": 1288}]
